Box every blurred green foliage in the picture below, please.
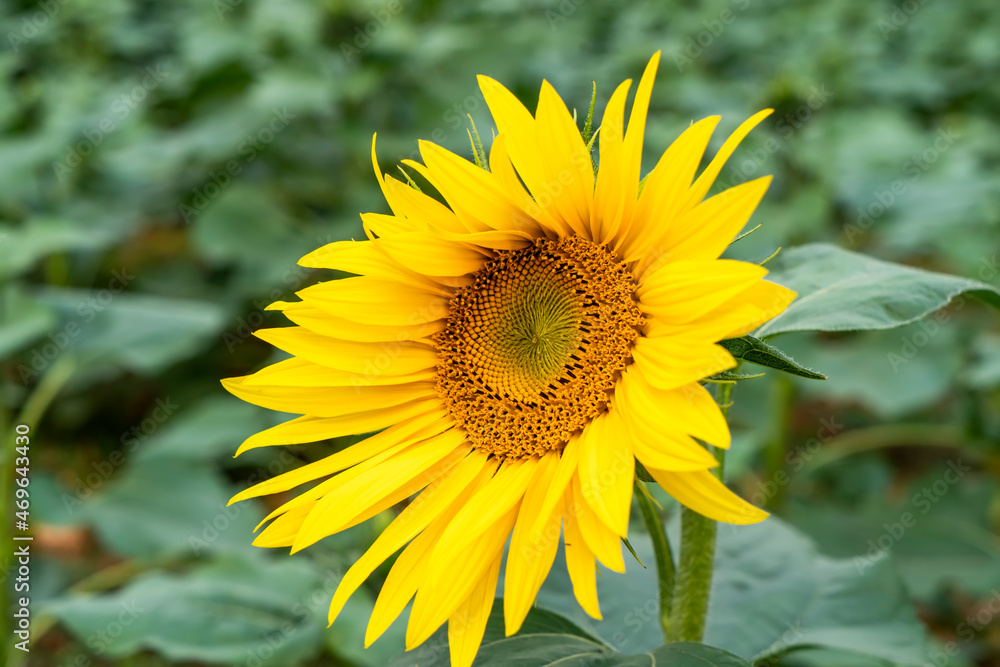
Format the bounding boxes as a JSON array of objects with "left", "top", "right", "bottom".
[{"left": 1, "top": 0, "right": 998, "bottom": 665}]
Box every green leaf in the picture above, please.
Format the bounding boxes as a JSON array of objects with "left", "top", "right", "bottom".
[
  {"left": 79, "top": 461, "right": 262, "bottom": 559},
  {"left": 133, "top": 395, "right": 273, "bottom": 463},
  {"left": 0, "top": 285, "right": 57, "bottom": 358},
  {"left": 708, "top": 520, "right": 927, "bottom": 665},
  {"left": 0, "top": 217, "right": 117, "bottom": 281},
  {"left": 326, "top": 586, "right": 407, "bottom": 667},
  {"left": 532, "top": 516, "right": 927, "bottom": 665},
  {"left": 387, "top": 605, "right": 750, "bottom": 666},
  {"left": 34, "top": 289, "right": 226, "bottom": 376},
  {"left": 635, "top": 460, "right": 656, "bottom": 483},
  {"left": 718, "top": 335, "right": 826, "bottom": 380},
  {"left": 756, "top": 243, "right": 1000, "bottom": 337},
  {"left": 44, "top": 557, "right": 330, "bottom": 666}
]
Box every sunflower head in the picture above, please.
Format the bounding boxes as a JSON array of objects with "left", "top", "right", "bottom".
[{"left": 223, "top": 51, "right": 795, "bottom": 667}]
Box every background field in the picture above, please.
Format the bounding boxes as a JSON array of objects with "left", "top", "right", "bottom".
[{"left": 1, "top": 0, "right": 998, "bottom": 665}]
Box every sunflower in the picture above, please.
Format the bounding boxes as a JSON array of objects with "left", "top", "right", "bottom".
[{"left": 223, "top": 51, "right": 795, "bottom": 667}]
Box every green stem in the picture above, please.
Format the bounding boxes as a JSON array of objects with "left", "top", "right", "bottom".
[
  {"left": 665, "top": 381, "right": 733, "bottom": 643},
  {"left": 635, "top": 481, "right": 675, "bottom": 639},
  {"left": 761, "top": 375, "right": 793, "bottom": 510}
]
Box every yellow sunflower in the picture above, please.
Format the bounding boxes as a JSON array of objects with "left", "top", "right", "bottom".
[{"left": 223, "top": 51, "right": 795, "bottom": 667}]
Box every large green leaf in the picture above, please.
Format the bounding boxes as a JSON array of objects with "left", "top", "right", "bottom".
[
  {"left": 44, "top": 557, "right": 328, "bottom": 666},
  {"left": 0, "top": 217, "right": 117, "bottom": 280},
  {"left": 133, "top": 395, "right": 273, "bottom": 463},
  {"left": 33, "top": 289, "right": 226, "bottom": 376},
  {"left": 756, "top": 243, "right": 1000, "bottom": 337},
  {"left": 532, "top": 516, "right": 927, "bottom": 665},
  {"left": 787, "top": 474, "right": 1000, "bottom": 601},
  {"left": 78, "top": 461, "right": 262, "bottom": 558},
  {"left": 0, "top": 285, "right": 57, "bottom": 358},
  {"left": 387, "top": 605, "right": 750, "bottom": 666}
]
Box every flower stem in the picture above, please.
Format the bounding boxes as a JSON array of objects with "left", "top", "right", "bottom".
[
  {"left": 635, "top": 480, "right": 675, "bottom": 640},
  {"left": 665, "top": 381, "right": 733, "bottom": 643}
]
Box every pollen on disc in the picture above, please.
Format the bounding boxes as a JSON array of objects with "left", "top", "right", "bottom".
[{"left": 434, "top": 236, "right": 644, "bottom": 458}]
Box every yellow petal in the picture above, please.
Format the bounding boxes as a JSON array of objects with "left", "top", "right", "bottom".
[
  {"left": 371, "top": 133, "right": 467, "bottom": 233},
  {"left": 230, "top": 406, "right": 452, "bottom": 503},
  {"left": 621, "top": 116, "right": 720, "bottom": 262},
  {"left": 570, "top": 476, "right": 624, "bottom": 572},
  {"left": 298, "top": 276, "right": 450, "bottom": 325},
  {"left": 504, "top": 454, "right": 563, "bottom": 635},
  {"left": 364, "top": 505, "right": 454, "bottom": 645},
  {"left": 282, "top": 304, "right": 443, "bottom": 343},
  {"left": 375, "top": 232, "right": 490, "bottom": 278},
  {"left": 563, "top": 503, "right": 602, "bottom": 620},
  {"left": 646, "top": 467, "right": 769, "bottom": 525},
  {"left": 609, "top": 51, "right": 660, "bottom": 249},
  {"left": 293, "top": 429, "right": 469, "bottom": 551},
  {"left": 221, "top": 376, "right": 436, "bottom": 418},
  {"left": 298, "top": 240, "right": 449, "bottom": 294},
  {"left": 533, "top": 80, "right": 594, "bottom": 238},
  {"left": 630, "top": 336, "right": 735, "bottom": 389},
  {"left": 416, "top": 140, "right": 541, "bottom": 235},
  {"left": 328, "top": 452, "right": 495, "bottom": 625},
  {"left": 253, "top": 327, "right": 438, "bottom": 376},
  {"left": 478, "top": 75, "right": 547, "bottom": 207},
  {"left": 618, "top": 368, "right": 730, "bottom": 449},
  {"left": 703, "top": 279, "right": 797, "bottom": 339},
  {"left": 449, "top": 552, "right": 503, "bottom": 667},
  {"left": 655, "top": 176, "right": 772, "bottom": 264},
  {"left": 613, "top": 391, "right": 719, "bottom": 472},
  {"left": 241, "top": 357, "right": 436, "bottom": 388},
  {"left": 530, "top": 434, "right": 582, "bottom": 535},
  {"left": 407, "top": 503, "right": 519, "bottom": 648},
  {"left": 678, "top": 109, "right": 773, "bottom": 215},
  {"left": 256, "top": 455, "right": 462, "bottom": 550},
  {"left": 637, "top": 260, "right": 768, "bottom": 323},
  {"left": 487, "top": 133, "right": 565, "bottom": 238},
  {"left": 644, "top": 279, "right": 796, "bottom": 342},
  {"left": 252, "top": 504, "right": 310, "bottom": 547},
  {"left": 232, "top": 397, "right": 441, "bottom": 456},
  {"left": 577, "top": 410, "right": 633, "bottom": 537},
  {"left": 592, "top": 78, "right": 632, "bottom": 243},
  {"left": 431, "top": 457, "right": 538, "bottom": 566}
]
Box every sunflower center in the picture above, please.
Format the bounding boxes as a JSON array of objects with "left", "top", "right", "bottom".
[{"left": 434, "top": 236, "right": 644, "bottom": 458}]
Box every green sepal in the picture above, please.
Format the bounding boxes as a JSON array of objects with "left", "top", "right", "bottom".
[
  {"left": 704, "top": 370, "right": 766, "bottom": 383},
  {"left": 621, "top": 536, "right": 646, "bottom": 568},
  {"left": 635, "top": 459, "right": 656, "bottom": 482},
  {"left": 718, "top": 335, "right": 826, "bottom": 380}
]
